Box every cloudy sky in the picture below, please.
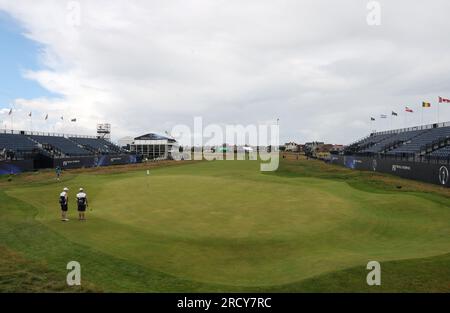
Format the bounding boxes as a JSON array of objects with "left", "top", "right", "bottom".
[{"left": 1, "top": 0, "right": 450, "bottom": 144}]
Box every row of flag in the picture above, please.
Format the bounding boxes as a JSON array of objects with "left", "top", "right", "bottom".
[
  {"left": 370, "top": 96, "right": 450, "bottom": 121},
  {"left": 7, "top": 109, "right": 76, "bottom": 122}
]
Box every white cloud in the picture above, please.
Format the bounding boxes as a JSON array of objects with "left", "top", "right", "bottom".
[{"left": 1, "top": 0, "right": 450, "bottom": 143}]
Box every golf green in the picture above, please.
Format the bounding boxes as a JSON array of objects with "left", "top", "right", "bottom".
[{"left": 1, "top": 159, "right": 450, "bottom": 291}]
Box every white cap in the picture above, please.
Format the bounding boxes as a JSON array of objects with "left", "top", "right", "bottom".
[
  {"left": 63, "top": 187, "right": 69, "bottom": 191},
  {"left": 79, "top": 187, "right": 84, "bottom": 191}
]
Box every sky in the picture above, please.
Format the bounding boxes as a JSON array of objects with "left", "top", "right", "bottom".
[
  {"left": 0, "top": 12, "right": 57, "bottom": 111},
  {"left": 1, "top": 0, "right": 450, "bottom": 145}
]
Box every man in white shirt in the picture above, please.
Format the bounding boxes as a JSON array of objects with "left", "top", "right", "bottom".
[
  {"left": 59, "top": 187, "right": 69, "bottom": 221},
  {"left": 76, "top": 187, "right": 88, "bottom": 221}
]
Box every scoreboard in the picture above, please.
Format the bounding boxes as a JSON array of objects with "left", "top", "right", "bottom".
[{"left": 97, "top": 123, "right": 111, "bottom": 140}]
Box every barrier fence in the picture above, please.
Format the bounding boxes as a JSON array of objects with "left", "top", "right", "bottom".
[
  {"left": 0, "top": 154, "right": 140, "bottom": 174},
  {"left": 330, "top": 155, "right": 450, "bottom": 187}
]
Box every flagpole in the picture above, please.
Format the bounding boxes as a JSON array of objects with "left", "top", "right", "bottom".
[
  {"left": 438, "top": 100, "right": 440, "bottom": 124},
  {"left": 421, "top": 104, "right": 424, "bottom": 125}
]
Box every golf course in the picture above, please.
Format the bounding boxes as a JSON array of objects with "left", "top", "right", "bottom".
[{"left": 1, "top": 157, "right": 449, "bottom": 292}]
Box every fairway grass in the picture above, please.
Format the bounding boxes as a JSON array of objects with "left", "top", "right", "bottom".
[{"left": 1, "top": 158, "right": 449, "bottom": 292}]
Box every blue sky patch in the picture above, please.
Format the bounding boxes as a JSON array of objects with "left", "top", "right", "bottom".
[{"left": 0, "top": 11, "right": 58, "bottom": 109}]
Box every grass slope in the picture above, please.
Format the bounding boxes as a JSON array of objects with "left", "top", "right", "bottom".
[{"left": 0, "top": 158, "right": 449, "bottom": 292}]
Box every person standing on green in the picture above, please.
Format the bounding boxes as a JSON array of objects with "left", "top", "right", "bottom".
[
  {"left": 56, "top": 166, "right": 62, "bottom": 181},
  {"left": 59, "top": 187, "right": 69, "bottom": 221},
  {"left": 76, "top": 188, "right": 88, "bottom": 221}
]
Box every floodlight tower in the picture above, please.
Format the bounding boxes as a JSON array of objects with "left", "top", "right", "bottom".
[{"left": 97, "top": 123, "right": 111, "bottom": 141}]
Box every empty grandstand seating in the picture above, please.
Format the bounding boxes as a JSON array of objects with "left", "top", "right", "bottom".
[
  {"left": 30, "top": 135, "right": 91, "bottom": 156},
  {"left": 347, "top": 124, "right": 450, "bottom": 159},
  {"left": 429, "top": 145, "right": 450, "bottom": 158},
  {"left": 361, "top": 130, "right": 422, "bottom": 153},
  {"left": 70, "top": 137, "right": 122, "bottom": 154},
  {"left": 387, "top": 127, "right": 450, "bottom": 155},
  {"left": 0, "top": 131, "right": 127, "bottom": 159},
  {"left": 0, "top": 133, "right": 37, "bottom": 153},
  {"left": 357, "top": 133, "right": 394, "bottom": 148},
  {"left": 0, "top": 130, "right": 139, "bottom": 171}
]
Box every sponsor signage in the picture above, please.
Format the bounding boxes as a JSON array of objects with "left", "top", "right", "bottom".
[
  {"left": 439, "top": 166, "right": 449, "bottom": 185},
  {"left": 0, "top": 159, "right": 34, "bottom": 175},
  {"left": 391, "top": 165, "right": 411, "bottom": 172},
  {"left": 54, "top": 154, "right": 139, "bottom": 169},
  {"left": 331, "top": 156, "right": 449, "bottom": 187}
]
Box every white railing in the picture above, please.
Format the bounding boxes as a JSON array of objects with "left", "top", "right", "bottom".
[
  {"left": 348, "top": 120, "right": 450, "bottom": 147},
  {"left": 372, "top": 121, "right": 450, "bottom": 136},
  {"left": 0, "top": 128, "right": 97, "bottom": 139}
]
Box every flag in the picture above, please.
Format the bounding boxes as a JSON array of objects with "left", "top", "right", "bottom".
[
  {"left": 439, "top": 96, "right": 450, "bottom": 103},
  {"left": 380, "top": 114, "right": 387, "bottom": 118},
  {"left": 371, "top": 117, "right": 375, "bottom": 121},
  {"left": 71, "top": 118, "right": 76, "bottom": 122},
  {"left": 392, "top": 111, "right": 398, "bottom": 116},
  {"left": 405, "top": 106, "right": 413, "bottom": 113},
  {"left": 422, "top": 102, "right": 431, "bottom": 108},
  {"left": 8, "top": 109, "right": 12, "bottom": 115},
  {"left": 45, "top": 114, "right": 48, "bottom": 120}
]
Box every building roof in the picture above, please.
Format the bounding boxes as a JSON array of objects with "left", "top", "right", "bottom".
[{"left": 134, "top": 133, "right": 176, "bottom": 142}]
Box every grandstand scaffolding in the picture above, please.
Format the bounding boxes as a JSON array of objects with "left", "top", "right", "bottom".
[{"left": 344, "top": 121, "right": 450, "bottom": 164}]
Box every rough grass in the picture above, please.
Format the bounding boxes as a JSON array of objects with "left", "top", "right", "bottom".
[
  {"left": 0, "top": 245, "right": 98, "bottom": 293},
  {"left": 280, "top": 153, "right": 450, "bottom": 197}
]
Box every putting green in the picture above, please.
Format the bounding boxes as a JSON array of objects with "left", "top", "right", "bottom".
[{"left": 4, "top": 159, "right": 450, "bottom": 289}]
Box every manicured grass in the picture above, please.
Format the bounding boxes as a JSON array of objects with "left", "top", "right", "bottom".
[{"left": 0, "top": 158, "right": 449, "bottom": 292}]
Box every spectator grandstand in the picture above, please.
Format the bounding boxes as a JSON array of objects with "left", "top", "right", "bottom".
[
  {"left": 70, "top": 137, "right": 123, "bottom": 154},
  {"left": 0, "top": 129, "right": 140, "bottom": 173},
  {"left": 0, "top": 130, "right": 123, "bottom": 160},
  {"left": 345, "top": 122, "right": 450, "bottom": 162},
  {"left": 0, "top": 133, "right": 37, "bottom": 160},
  {"left": 0, "top": 133, "right": 37, "bottom": 153},
  {"left": 30, "top": 135, "right": 91, "bottom": 157},
  {"left": 360, "top": 130, "right": 422, "bottom": 154},
  {"left": 430, "top": 145, "right": 450, "bottom": 158}
]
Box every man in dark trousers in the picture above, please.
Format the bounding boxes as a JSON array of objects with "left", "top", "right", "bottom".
[
  {"left": 59, "top": 187, "right": 69, "bottom": 221},
  {"left": 76, "top": 187, "right": 88, "bottom": 221},
  {"left": 56, "top": 166, "right": 62, "bottom": 181}
]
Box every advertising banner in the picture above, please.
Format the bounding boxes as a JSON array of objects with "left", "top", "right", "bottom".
[
  {"left": 330, "top": 155, "right": 449, "bottom": 187},
  {"left": 0, "top": 159, "right": 34, "bottom": 175}
]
